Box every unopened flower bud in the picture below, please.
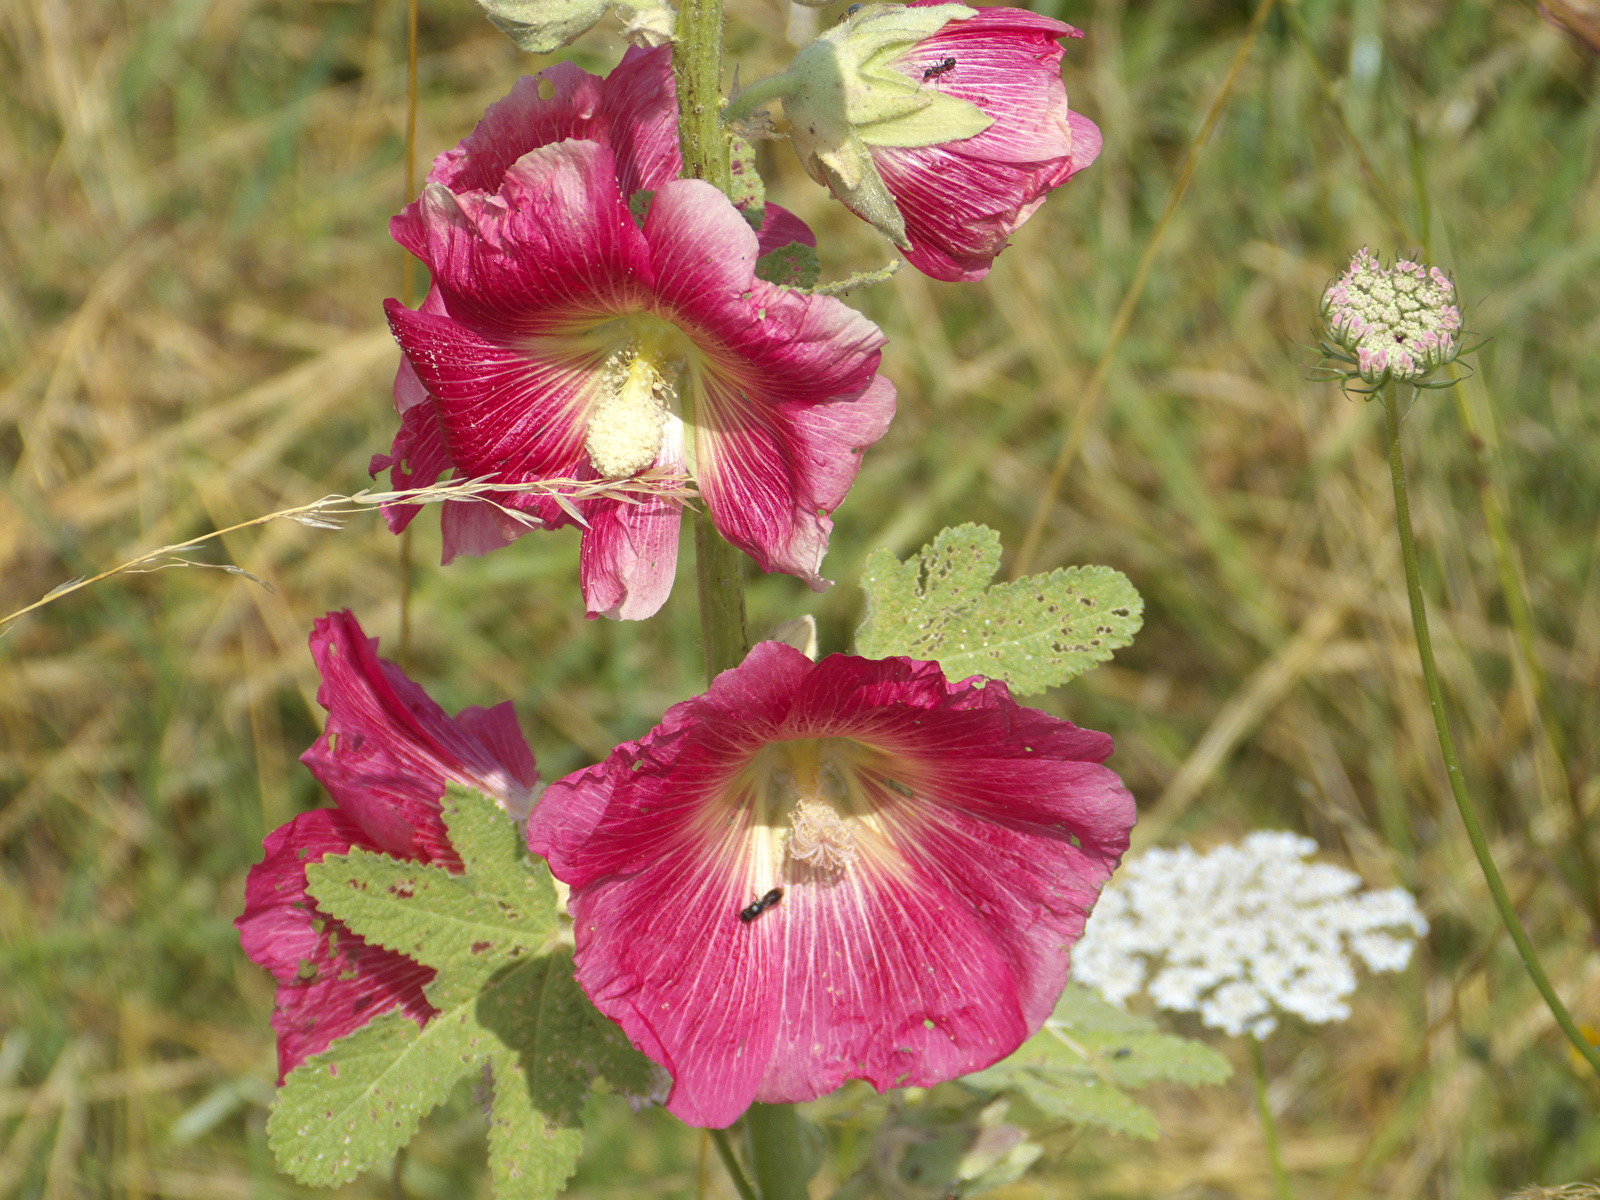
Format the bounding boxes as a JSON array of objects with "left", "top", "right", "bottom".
[{"left": 1319, "top": 248, "right": 1465, "bottom": 388}]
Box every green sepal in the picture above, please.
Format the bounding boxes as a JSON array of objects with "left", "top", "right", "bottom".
[
  {"left": 855, "top": 524, "right": 1144, "bottom": 694},
  {"left": 964, "top": 984, "right": 1231, "bottom": 1140},
  {"left": 473, "top": 0, "right": 671, "bottom": 53}
]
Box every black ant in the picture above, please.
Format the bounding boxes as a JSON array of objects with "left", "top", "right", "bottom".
[
  {"left": 739, "top": 887, "right": 783, "bottom": 923},
  {"left": 922, "top": 57, "right": 956, "bottom": 81}
]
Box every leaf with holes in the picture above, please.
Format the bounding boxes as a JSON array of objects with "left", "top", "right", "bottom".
[
  {"left": 964, "top": 984, "right": 1230, "bottom": 1140},
  {"left": 267, "top": 786, "right": 659, "bottom": 1196},
  {"left": 855, "top": 524, "right": 1143, "bottom": 694}
]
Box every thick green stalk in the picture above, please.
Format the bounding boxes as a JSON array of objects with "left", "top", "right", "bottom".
[
  {"left": 673, "top": 0, "right": 731, "bottom": 192},
  {"left": 669, "top": 8, "right": 797, "bottom": 1197},
  {"left": 1248, "top": 1039, "right": 1293, "bottom": 1200},
  {"left": 743, "top": 1104, "right": 810, "bottom": 1200},
  {"left": 694, "top": 515, "right": 749, "bottom": 678},
  {"left": 1380, "top": 382, "right": 1600, "bottom": 1076}
]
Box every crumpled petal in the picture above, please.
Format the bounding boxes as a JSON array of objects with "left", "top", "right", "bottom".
[
  {"left": 528, "top": 643, "right": 1136, "bottom": 1127},
  {"left": 237, "top": 610, "right": 538, "bottom": 1080},
  {"left": 237, "top": 809, "right": 439, "bottom": 1082}
]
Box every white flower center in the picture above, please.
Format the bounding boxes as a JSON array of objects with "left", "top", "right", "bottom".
[
  {"left": 586, "top": 349, "right": 667, "bottom": 478},
  {"left": 788, "top": 797, "right": 857, "bottom": 871}
]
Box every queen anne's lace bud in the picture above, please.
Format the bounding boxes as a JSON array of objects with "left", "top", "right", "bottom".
[
  {"left": 1071, "top": 831, "right": 1427, "bottom": 1040},
  {"left": 1319, "top": 248, "right": 1464, "bottom": 387}
]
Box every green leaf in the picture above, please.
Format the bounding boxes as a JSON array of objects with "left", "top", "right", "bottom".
[
  {"left": 755, "top": 241, "right": 821, "bottom": 290},
  {"left": 269, "top": 786, "right": 657, "bottom": 1195},
  {"left": 964, "top": 984, "right": 1230, "bottom": 1141},
  {"left": 855, "top": 524, "right": 1143, "bottom": 694}
]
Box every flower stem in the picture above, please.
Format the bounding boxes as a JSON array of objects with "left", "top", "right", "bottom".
[
  {"left": 1380, "top": 382, "right": 1600, "bottom": 1076},
  {"left": 710, "top": 1128, "right": 759, "bottom": 1200},
  {"left": 1248, "top": 1039, "right": 1293, "bottom": 1200},
  {"left": 694, "top": 514, "right": 748, "bottom": 678},
  {"left": 722, "top": 72, "right": 793, "bottom": 125},
  {"left": 744, "top": 1104, "right": 811, "bottom": 1200},
  {"left": 673, "top": 0, "right": 731, "bottom": 191}
]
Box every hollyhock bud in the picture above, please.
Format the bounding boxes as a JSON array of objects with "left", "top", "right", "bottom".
[
  {"left": 1318, "top": 248, "right": 1466, "bottom": 390},
  {"left": 732, "top": 1, "right": 1101, "bottom": 281},
  {"left": 527, "top": 642, "right": 1136, "bottom": 1127},
  {"left": 235, "top": 611, "right": 538, "bottom": 1080}
]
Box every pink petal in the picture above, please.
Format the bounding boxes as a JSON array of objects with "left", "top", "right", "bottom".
[
  {"left": 427, "top": 46, "right": 679, "bottom": 199},
  {"left": 440, "top": 498, "right": 526, "bottom": 564},
  {"left": 302, "top": 610, "right": 539, "bottom": 858},
  {"left": 578, "top": 422, "right": 687, "bottom": 621},
  {"left": 236, "top": 809, "right": 438, "bottom": 1081},
  {"left": 753, "top": 202, "right": 818, "bottom": 257},
  {"left": 370, "top": 387, "right": 450, "bottom": 536},
  {"left": 529, "top": 644, "right": 1136, "bottom": 1127},
  {"left": 641, "top": 182, "right": 894, "bottom": 582}
]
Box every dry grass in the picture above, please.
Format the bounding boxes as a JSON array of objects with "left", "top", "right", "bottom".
[{"left": 3, "top": 0, "right": 1600, "bottom": 1195}]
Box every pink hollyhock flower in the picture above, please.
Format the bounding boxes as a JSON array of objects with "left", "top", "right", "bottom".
[
  {"left": 755, "top": 1, "right": 1101, "bottom": 282},
  {"left": 527, "top": 642, "right": 1136, "bottom": 1127},
  {"left": 235, "top": 610, "right": 538, "bottom": 1080},
  {"left": 375, "top": 48, "right": 867, "bottom": 621}
]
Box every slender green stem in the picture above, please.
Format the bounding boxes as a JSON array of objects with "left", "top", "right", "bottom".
[
  {"left": 722, "top": 72, "right": 793, "bottom": 124},
  {"left": 709, "top": 1128, "right": 759, "bottom": 1200},
  {"left": 694, "top": 513, "right": 749, "bottom": 679},
  {"left": 1380, "top": 382, "right": 1600, "bottom": 1076},
  {"left": 1248, "top": 1039, "right": 1293, "bottom": 1200},
  {"left": 744, "top": 1104, "right": 811, "bottom": 1200}
]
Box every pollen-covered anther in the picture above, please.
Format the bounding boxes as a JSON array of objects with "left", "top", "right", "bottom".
[
  {"left": 585, "top": 349, "right": 668, "bottom": 478},
  {"left": 788, "top": 797, "right": 856, "bottom": 871}
]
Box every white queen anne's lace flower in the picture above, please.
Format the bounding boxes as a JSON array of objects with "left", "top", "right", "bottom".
[{"left": 1070, "top": 831, "right": 1427, "bottom": 1039}]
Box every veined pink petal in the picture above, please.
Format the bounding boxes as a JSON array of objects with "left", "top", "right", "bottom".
[
  {"left": 428, "top": 46, "right": 680, "bottom": 199},
  {"left": 529, "top": 643, "right": 1136, "bottom": 1127},
  {"left": 578, "top": 419, "right": 687, "bottom": 621},
  {"left": 440, "top": 498, "right": 526, "bottom": 564},
  {"left": 302, "top": 610, "right": 539, "bottom": 855},
  {"left": 642, "top": 181, "right": 895, "bottom": 583},
  {"left": 237, "top": 809, "right": 438, "bottom": 1081},
  {"left": 239, "top": 611, "right": 539, "bottom": 1079}
]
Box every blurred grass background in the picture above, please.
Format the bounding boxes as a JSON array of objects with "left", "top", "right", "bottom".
[{"left": 3, "top": 0, "right": 1600, "bottom": 1194}]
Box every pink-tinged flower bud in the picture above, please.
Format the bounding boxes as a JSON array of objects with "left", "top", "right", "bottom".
[
  {"left": 1318, "top": 248, "right": 1465, "bottom": 388},
  {"left": 527, "top": 643, "right": 1136, "bottom": 1127},
  {"left": 735, "top": 1, "right": 1101, "bottom": 281},
  {"left": 235, "top": 611, "right": 538, "bottom": 1081}
]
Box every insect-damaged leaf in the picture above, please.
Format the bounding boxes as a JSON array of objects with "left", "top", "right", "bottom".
[
  {"left": 855, "top": 524, "right": 1143, "bottom": 694},
  {"left": 964, "top": 985, "right": 1230, "bottom": 1140},
  {"left": 268, "top": 786, "right": 658, "bottom": 1196}
]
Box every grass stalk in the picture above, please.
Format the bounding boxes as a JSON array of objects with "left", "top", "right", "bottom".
[
  {"left": 1248, "top": 1039, "right": 1294, "bottom": 1200},
  {"left": 1380, "top": 381, "right": 1600, "bottom": 1076}
]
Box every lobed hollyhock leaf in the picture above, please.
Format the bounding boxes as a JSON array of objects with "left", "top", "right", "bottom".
[
  {"left": 855, "top": 524, "right": 1144, "bottom": 694},
  {"left": 754, "top": 241, "right": 821, "bottom": 289},
  {"left": 964, "top": 984, "right": 1230, "bottom": 1140},
  {"left": 267, "top": 787, "right": 657, "bottom": 1195}
]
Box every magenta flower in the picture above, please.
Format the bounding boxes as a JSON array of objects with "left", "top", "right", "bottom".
[
  {"left": 235, "top": 610, "right": 539, "bottom": 1080},
  {"left": 376, "top": 48, "right": 891, "bottom": 619},
  {"left": 527, "top": 642, "right": 1136, "bottom": 1127},
  {"left": 762, "top": 1, "right": 1101, "bottom": 283}
]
